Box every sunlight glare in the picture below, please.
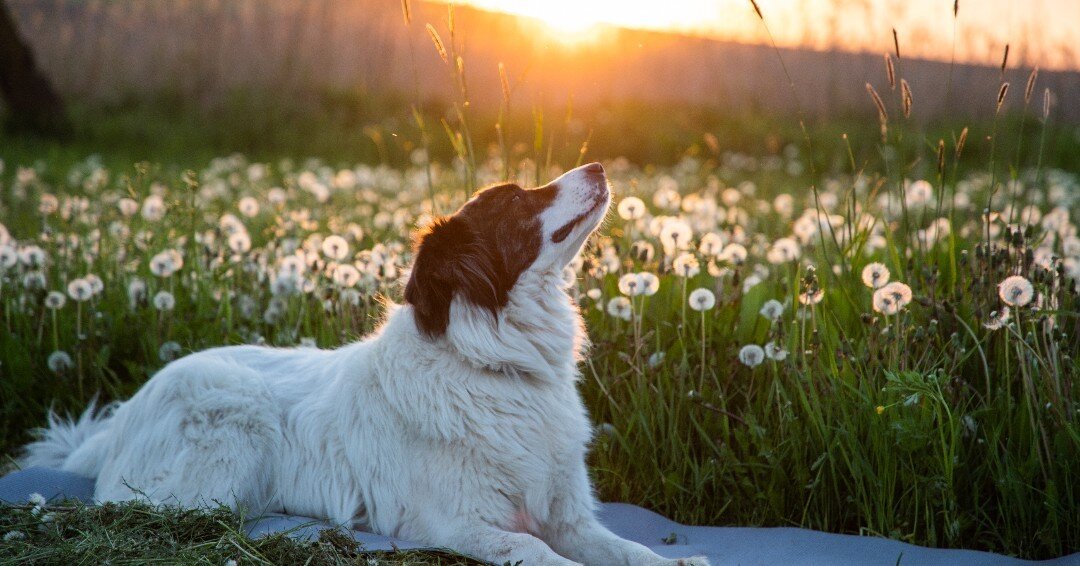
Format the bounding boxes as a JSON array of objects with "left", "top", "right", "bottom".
[{"left": 515, "top": 0, "right": 612, "bottom": 47}]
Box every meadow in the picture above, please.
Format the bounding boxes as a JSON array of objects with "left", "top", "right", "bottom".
[{"left": 1, "top": 95, "right": 1078, "bottom": 563}]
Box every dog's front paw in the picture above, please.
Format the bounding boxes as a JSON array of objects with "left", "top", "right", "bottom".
[{"left": 655, "top": 557, "right": 711, "bottom": 566}]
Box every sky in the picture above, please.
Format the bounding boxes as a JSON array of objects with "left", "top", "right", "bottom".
[{"left": 451, "top": 0, "right": 1080, "bottom": 70}]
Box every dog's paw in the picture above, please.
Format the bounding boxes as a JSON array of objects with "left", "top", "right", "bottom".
[{"left": 655, "top": 557, "right": 711, "bottom": 566}]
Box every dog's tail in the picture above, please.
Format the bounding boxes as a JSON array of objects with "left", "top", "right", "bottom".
[{"left": 20, "top": 399, "right": 117, "bottom": 475}]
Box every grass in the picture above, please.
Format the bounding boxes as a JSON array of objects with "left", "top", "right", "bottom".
[{"left": 0, "top": 499, "right": 480, "bottom": 564}]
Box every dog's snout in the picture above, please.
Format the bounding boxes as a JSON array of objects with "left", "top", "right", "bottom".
[{"left": 583, "top": 162, "right": 604, "bottom": 176}]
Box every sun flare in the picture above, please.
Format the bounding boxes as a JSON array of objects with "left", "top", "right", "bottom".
[{"left": 493, "top": 1, "right": 613, "bottom": 47}]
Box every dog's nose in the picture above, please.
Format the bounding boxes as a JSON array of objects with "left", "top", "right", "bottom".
[{"left": 582, "top": 162, "right": 604, "bottom": 175}]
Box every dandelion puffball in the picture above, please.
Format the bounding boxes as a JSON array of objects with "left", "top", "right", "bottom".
[
  {"left": 688, "top": 288, "right": 716, "bottom": 311},
  {"left": 158, "top": 341, "right": 183, "bottom": 362},
  {"left": 861, "top": 262, "right": 890, "bottom": 289},
  {"left": 673, "top": 253, "right": 701, "bottom": 278},
  {"left": 759, "top": 299, "right": 784, "bottom": 322},
  {"left": 659, "top": 219, "right": 693, "bottom": 254},
  {"left": 606, "top": 296, "right": 632, "bottom": 320},
  {"left": 46, "top": 350, "right": 73, "bottom": 374},
  {"left": 636, "top": 272, "right": 660, "bottom": 296},
  {"left": 998, "top": 275, "right": 1034, "bottom": 307},
  {"left": 66, "top": 278, "right": 93, "bottom": 302},
  {"left": 764, "top": 341, "right": 788, "bottom": 361},
  {"left": 738, "top": 344, "right": 765, "bottom": 368},
  {"left": 618, "top": 273, "right": 642, "bottom": 296},
  {"left": 153, "top": 290, "right": 176, "bottom": 311},
  {"left": 766, "top": 237, "right": 801, "bottom": 264},
  {"left": 321, "top": 235, "right": 350, "bottom": 261},
  {"left": 872, "top": 281, "right": 913, "bottom": 315},
  {"left": 44, "top": 291, "right": 66, "bottom": 310},
  {"left": 617, "top": 196, "right": 646, "bottom": 220}
]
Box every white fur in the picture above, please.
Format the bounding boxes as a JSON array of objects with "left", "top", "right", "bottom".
[{"left": 22, "top": 164, "right": 709, "bottom": 566}]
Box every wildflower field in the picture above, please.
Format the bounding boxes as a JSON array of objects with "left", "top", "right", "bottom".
[{"left": 1, "top": 108, "right": 1078, "bottom": 561}]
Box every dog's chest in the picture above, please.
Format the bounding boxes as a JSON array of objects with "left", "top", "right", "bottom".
[{"left": 459, "top": 379, "right": 591, "bottom": 526}]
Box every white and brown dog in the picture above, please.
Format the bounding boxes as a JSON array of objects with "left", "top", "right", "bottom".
[{"left": 23, "top": 163, "right": 709, "bottom": 566}]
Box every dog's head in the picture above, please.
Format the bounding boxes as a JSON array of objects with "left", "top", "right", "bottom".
[{"left": 405, "top": 162, "right": 609, "bottom": 338}]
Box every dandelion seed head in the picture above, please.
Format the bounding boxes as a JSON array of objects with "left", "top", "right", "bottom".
[
  {"left": 149, "top": 252, "right": 177, "bottom": 278},
  {"left": 238, "top": 196, "right": 260, "bottom": 218},
  {"left": 321, "top": 235, "right": 350, "bottom": 261},
  {"left": 19, "top": 245, "right": 47, "bottom": 268},
  {"left": 67, "top": 278, "right": 93, "bottom": 302},
  {"left": 659, "top": 219, "right": 693, "bottom": 254},
  {"left": 617, "top": 196, "right": 646, "bottom": 220},
  {"left": 153, "top": 290, "right": 176, "bottom": 311},
  {"left": 872, "top": 281, "right": 912, "bottom": 315},
  {"left": 673, "top": 253, "right": 701, "bottom": 278},
  {"left": 606, "top": 296, "right": 632, "bottom": 321},
  {"left": 861, "top": 262, "right": 890, "bottom": 289},
  {"left": 228, "top": 231, "right": 252, "bottom": 254},
  {"left": 44, "top": 291, "right": 66, "bottom": 310},
  {"left": 46, "top": 351, "right": 73, "bottom": 374},
  {"left": 23, "top": 271, "right": 47, "bottom": 290},
  {"left": 764, "top": 341, "right": 788, "bottom": 361},
  {"left": 719, "top": 243, "right": 747, "bottom": 265},
  {"left": 698, "top": 232, "right": 724, "bottom": 257},
  {"left": 0, "top": 245, "right": 17, "bottom": 269},
  {"left": 637, "top": 272, "right": 660, "bottom": 296},
  {"left": 688, "top": 288, "right": 716, "bottom": 311},
  {"left": 738, "top": 344, "right": 765, "bottom": 368},
  {"left": 85, "top": 274, "right": 104, "bottom": 296},
  {"left": 158, "top": 341, "right": 183, "bottom": 362},
  {"left": 629, "top": 240, "right": 655, "bottom": 264},
  {"left": 117, "top": 197, "right": 139, "bottom": 217},
  {"left": 766, "top": 237, "right": 801, "bottom": 264},
  {"left": 759, "top": 299, "right": 784, "bottom": 322},
  {"left": 618, "top": 273, "right": 641, "bottom": 296},
  {"left": 998, "top": 275, "right": 1034, "bottom": 307},
  {"left": 906, "top": 179, "right": 934, "bottom": 207},
  {"left": 332, "top": 264, "right": 361, "bottom": 288},
  {"left": 141, "top": 194, "right": 166, "bottom": 221},
  {"left": 39, "top": 194, "right": 59, "bottom": 215}
]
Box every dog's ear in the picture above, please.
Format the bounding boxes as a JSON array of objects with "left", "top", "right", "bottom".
[{"left": 404, "top": 216, "right": 507, "bottom": 337}]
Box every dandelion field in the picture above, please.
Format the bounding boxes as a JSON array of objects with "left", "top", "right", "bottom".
[{"left": 1, "top": 123, "right": 1078, "bottom": 559}]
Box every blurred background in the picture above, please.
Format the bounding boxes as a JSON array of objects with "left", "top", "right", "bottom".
[{"left": 2, "top": 0, "right": 1079, "bottom": 167}]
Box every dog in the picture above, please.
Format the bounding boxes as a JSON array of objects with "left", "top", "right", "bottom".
[{"left": 22, "top": 162, "right": 710, "bottom": 566}]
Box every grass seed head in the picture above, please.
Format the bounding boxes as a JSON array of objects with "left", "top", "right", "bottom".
[
  {"left": 884, "top": 53, "right": 896, "bottom": 90},
  {"left": 426, "top": 24, "right": 448, "bottom": 63},
  {"left": 901, "top": 79, "right": 913, "bottom": 118},
  {"left": 956, "top": 126, "right": 969, "bottom": 159},
  {"left": 996, "top": 82, "right": 1009, "bottom": 113},
  {"left": 1025, "top": 67, "right": 1038, "bottom": 104}
]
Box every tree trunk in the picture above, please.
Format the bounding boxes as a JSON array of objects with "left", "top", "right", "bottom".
[{"left": 0, "top": 1, "right": 72, "bottom": 138}]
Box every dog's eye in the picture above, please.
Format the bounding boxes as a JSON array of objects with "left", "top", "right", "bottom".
[{"left": 511, "top": 193, "right": 521, "bottom": 202}]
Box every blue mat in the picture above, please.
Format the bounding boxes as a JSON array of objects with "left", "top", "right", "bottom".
[{"left": 1, "top": 467, "right": 1076, "bottom": 565}]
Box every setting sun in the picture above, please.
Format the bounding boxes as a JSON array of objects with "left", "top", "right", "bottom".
[{"left": 447, "top": 0, "right": 1080, "bottom": 69}]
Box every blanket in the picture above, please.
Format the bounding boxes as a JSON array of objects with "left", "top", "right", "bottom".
[{"left": 1, "top": 468, "right": 1075, "bottom": 565}]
